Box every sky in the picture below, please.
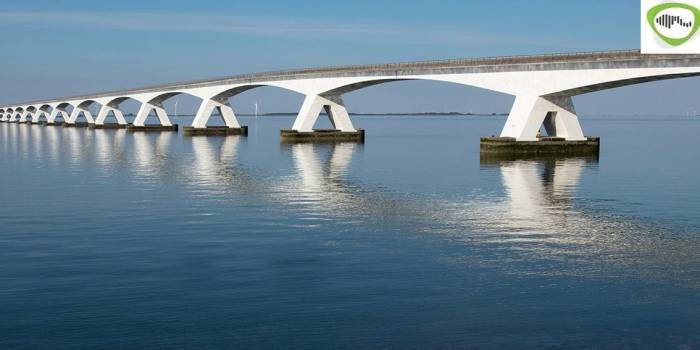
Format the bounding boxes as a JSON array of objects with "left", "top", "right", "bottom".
[{"left": 0, "top": 0, "right": 698, "bottom": 115}]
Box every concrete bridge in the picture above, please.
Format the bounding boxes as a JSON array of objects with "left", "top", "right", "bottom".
[{"left": 2, "top": 49, "right": 700, "bottom": 145}]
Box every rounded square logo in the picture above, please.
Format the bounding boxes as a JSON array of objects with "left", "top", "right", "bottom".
[{"left": 642, "top": 0, "right": 700, "bottom": 53}]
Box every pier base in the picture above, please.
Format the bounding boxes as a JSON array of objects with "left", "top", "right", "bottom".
[
  {"left": 63, "top": 122, "right": 92, "bottom": 128},
  {"left": 90, "top": 123, "right": 130, "bottom": 129},
  {"left": 45, "top": 122, "right": 65, "bottom": 126},
  {"left": 31, "top": 121, "right": 47, "bottom": 125},
  {"left": 480, "top": 136, "right": 600, "bottom": 157},
  {"left": 280, "top": 129, "right": 365, "bottom": 143},
  {"left": 127, "top": 124, "right": 178, "bottom": 132},
  {"left": 183, "top": 125, "right": 248, "bottom": 136}
]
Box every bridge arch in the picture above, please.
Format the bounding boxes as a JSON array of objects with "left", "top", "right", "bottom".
[
  {"left": 31, "top": 104, "right": 53, "bottom": 123},
  {"left": 94, "top": 97, "right": 138, "bottom": 125},
  {"left": 46, "top": 102, "right": 74, "bottom": 123},
  {"left": 12, "top": 107, "right": 24, "bottom": 121},
  {"left": 543, "top": 72, "right": 700, "bottom": 97},
  {"left": 20, "top": 106, "right": 37, "bottom": 122},
  {"left": 129, "top": 91, "right": 199, "bottom": 127},
  {"left": 67, "top": 99, "right": 108, "bottom": 124},
  {"left": 266, "top": 77, "right": 511, "bottom": 132}
]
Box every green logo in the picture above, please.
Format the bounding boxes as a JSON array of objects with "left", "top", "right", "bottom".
[{"left": 647, "top": 2, "right": 700, "bottom": 46}]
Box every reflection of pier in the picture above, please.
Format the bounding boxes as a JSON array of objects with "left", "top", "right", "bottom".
[
  {"left": 186, "top": 135, "right": 251, "bottom": 194},
  {"left": 287, "top": 143, "right": 358, "bottom": 199},
  {"left": 481, "top": 156, "right": 598, "bottom": 231},
  {"left": 131, "top": 132, "right": 174, "bottom": 180}
]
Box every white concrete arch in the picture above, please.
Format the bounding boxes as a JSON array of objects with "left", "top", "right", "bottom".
[
  {"left": 280, "top": 68, "right": 700, "bottom": 139},
  {"left": 181, "top": 81, "right": 358, "bottom": 129},
  {"left": 65, "top": 100, "right": 98, "bottom": 124},
  {"left": 11, "top": 107, "right": 24, "bottom": 122},
  {"left": 186, "top": 81, "right": 361, "bottom": 131},
  {"left": 94, "top": 96, "right": 139, "bottom": 125},
  {"left": 129, "top": 90, "right": 199, "bottom": 127},
  {"left": 47, "top": 102, "right": 72, "bottom": 123},
  {"left": 20, "top": 106, "right": 37, "bottom": 123},
  {"left": 187, "top": 84, "right": 303, "bottom": 129},
  {"left": 32, "top": 104, "right": 52, "bottom": 123}
]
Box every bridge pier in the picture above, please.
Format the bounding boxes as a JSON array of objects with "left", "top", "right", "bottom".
[
  {"left": 90, "top": 123, "right": 130, "bottom": 129},
  {"left": 66, "top": 107, "right": 95, "bottom": 126},
  {"left": 184, "top": 98, "right": 248, "bottom": 135},
  {"left": 482, "top": 95, "right": 597, "bottom": 156},
  {"left": 19, "top": 111, "right": 31, "bottom": 123},
  {"left": 95, "top": 104, "right": 128, "bottom": 127},
  {"left": 281, "top": 94, "right": 364, "bottom": 143},
  {"left": 500, "top": 96, "right": 585, "bottom": 141},
  {"left": 32, "top": 109, "right": 49, "bottom": 124},
  {"left": 47, "top": 107, "right": 70, "bottom": 124},
  {"left": 128, "top": 101, "right": 178, "bottom": 131}
]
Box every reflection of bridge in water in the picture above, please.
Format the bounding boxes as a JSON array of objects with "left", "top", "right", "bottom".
[{"left": 3, "top": 123, "right": 700, "bottom": 290}]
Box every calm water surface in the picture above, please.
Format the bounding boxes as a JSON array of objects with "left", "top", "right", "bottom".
[{"left": 1, "top": 115, "right": 700, "bottom": 349}]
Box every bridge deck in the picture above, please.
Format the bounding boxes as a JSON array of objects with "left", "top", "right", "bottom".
[{"left": 3, "top": 49, "right": 700, "bottom": 108}]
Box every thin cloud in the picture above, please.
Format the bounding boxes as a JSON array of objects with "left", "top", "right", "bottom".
[
  {"left": 0, "top": 11, "right": 583, "bottom": 48},
  {"left": 0, "top": 11, "right": 398, "bottom": 36}
]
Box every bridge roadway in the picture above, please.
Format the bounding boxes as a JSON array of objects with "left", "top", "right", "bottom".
[{"left": 2, "top": 50, "right": 700, "bottom": 143}]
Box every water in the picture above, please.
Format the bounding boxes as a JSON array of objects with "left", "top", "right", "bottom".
[{"left": 1, "top": 115, "right": 700, "bottom": 349}]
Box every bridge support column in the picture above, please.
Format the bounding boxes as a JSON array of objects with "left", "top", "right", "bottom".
[
  {"left": 184, "top": 98, "right": 247, "bottom": 136},
  {"left": 66, "top": 107, "right": 95, "bottom": 127},
  {"left": 482, "top": 95, "right": 597, "bottom": 157},
  {"left": 282, "top": 94, "right": 364, "bottom": 143},
  {"left": 500, "top": 95, "right": 585, "bottom": 141},
  {"left": 128, "top": 101, "right": 177, "bottom": 131},
  {"left": 19, "top": 112, "right": 30, "bottom": 123},
  {"left": 94, "top": 104, "right": 128, "bottom": 128},
  {"left": 31, "top": 111, "right": 46, "bottom": 124},
  {"left": 47, "top": 108, "right": 69, "bottom": 125}
]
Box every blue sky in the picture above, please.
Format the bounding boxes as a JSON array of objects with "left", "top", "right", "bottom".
[{"left": 1, "top": 0, "right": 698, "bottom": 115}]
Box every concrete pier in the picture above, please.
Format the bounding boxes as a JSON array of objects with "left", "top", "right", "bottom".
[
  {"left": 183, "top": 125, "right": 248, "bottom": 136},
  {"left": 480, "top": 136, "right": 600, "bottom": 156},
  {"left": 280, "top": 129, "right": 365, "bottom": 143},
  {"left": 45, "top": 122, "right": 65, "bottom": 126},
  {"left": 90, "top": 123, "right": 130, "bottom": 129},
  {"left": 63, "top": 122, "right": 92, "bottom": 128},
  {"left": 126, "top": 124, "right": 178, "bottom": 132}
]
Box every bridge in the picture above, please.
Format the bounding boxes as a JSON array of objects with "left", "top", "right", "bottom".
[{"left": 1, "top": 49, "right": 700, "bottom": 146}]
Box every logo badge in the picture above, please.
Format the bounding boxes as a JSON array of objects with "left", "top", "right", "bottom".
[{"left": 642, "top": 0, "right": 700, "bottom": 53}]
